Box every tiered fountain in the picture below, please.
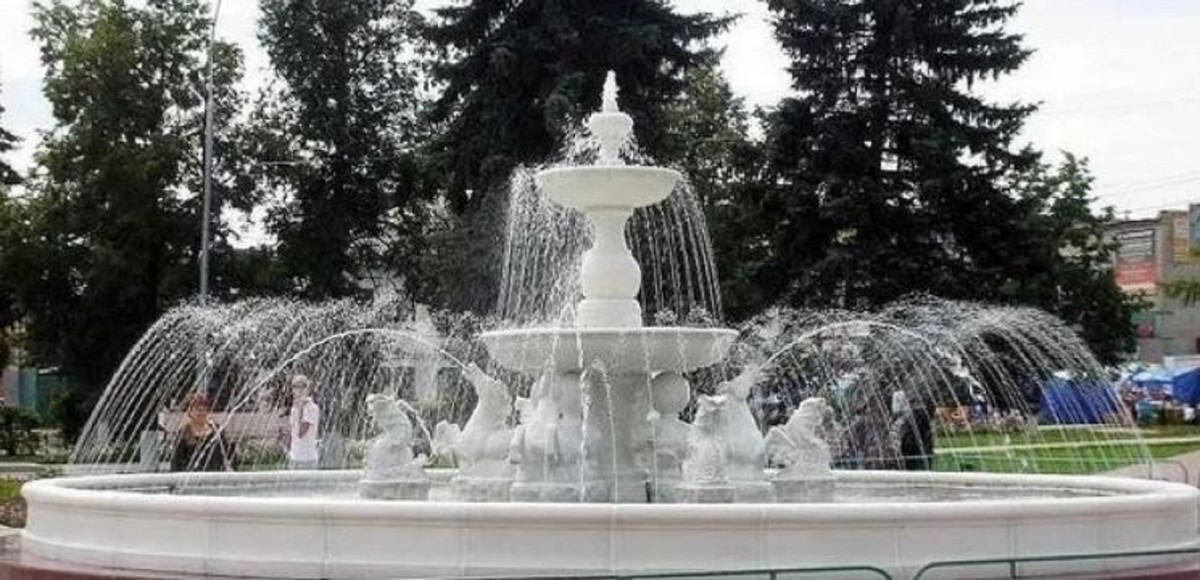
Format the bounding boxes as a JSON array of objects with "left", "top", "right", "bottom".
[
  {"left": 15, "top": 74, "right": 1200, "bottom": 579},
  {"left": 480, "top": 73, "right": 738, "bottom": 503}
]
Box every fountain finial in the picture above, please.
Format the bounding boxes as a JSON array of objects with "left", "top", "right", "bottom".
[
  {"left": 589, "top": 70, "right": 633, "bottom": 165},
  {"left": 602, "top": 71, "right": 620, "bottom": 113}
]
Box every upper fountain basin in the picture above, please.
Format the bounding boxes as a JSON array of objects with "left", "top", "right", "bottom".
[
  {"left": 535, "top": 165, "right": 682, "bottom": 211},
  {"left": 479, "top": 326, "right": 737, "bottom": 374}
]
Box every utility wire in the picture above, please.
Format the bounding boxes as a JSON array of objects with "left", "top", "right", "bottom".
[
  {"left": 1039, "top": 97, "right": 1200, "bottom": 116},
  {"left": 1117, "top": 199, "right": 1200, "bottom": 216},
  {"left": 1099, "top": 170, "right": 1200, "bottom": 190},
  {"left": 1094, "top": 176, "right": 1200, "bottom": 200}
]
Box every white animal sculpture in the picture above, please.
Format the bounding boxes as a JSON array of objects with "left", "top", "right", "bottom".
[{"left": 766, "top": 397, "right": 834, "bottom": 478}]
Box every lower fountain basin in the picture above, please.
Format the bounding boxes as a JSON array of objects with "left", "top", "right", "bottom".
[
  {"left": 479, "top": 326, "right": 739, "bottom": 373},
  {"left": 21, "top": 470, "right": 1200, "bottom": 579}
]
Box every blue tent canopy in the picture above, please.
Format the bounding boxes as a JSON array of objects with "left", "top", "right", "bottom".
[
  {"left": 1164, "top": 367, "right": 1200, "bottom": 405},
  {"left": 1039, "top": 378, "right": 1121, "bottom": 425},
  {"left": 1129, "top": 366, "right": 1200, "bottom": 404},
  {"left": 1132, "top": 367, "right": 1175, "bottom": 391}
]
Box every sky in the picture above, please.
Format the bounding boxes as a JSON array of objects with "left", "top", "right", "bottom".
[{"left": 2, "top": 0, "right": 1199, "bottom": 221}]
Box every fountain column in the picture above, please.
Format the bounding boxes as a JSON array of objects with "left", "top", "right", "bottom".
[{"left": 577, "top": 207, "right": 642, "bottom": 328}]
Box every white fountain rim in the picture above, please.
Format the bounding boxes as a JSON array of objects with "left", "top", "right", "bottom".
[
  {"left": 23, "top": 469, "right": 1199, "bottom": 580},
  {"left": 24, "top": 469, "right": 1198, "bottom": 519}
]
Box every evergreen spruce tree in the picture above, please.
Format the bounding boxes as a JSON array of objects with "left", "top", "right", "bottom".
[
  {"left": 760, "top": 0, "right": 1135, "bottom": 361},
  {"left": 763, "top": 0, "right": 1040, "bottom": 307},
  {"left": 425, "top": 0, "right": 731, "bottom": 312},
  {"left": 255, "top": 0, "right": 434, "bottom": 299}
]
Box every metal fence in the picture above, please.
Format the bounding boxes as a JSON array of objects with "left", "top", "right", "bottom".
[
  {"left": 458, "top": 546, "right": 1200, "bottom": 580},
  {"left": 461, "top": 566, "right": 894, "bottom": 580},
  {"left": 911, "top": 546, "right": 1200, "bottom": 579}
]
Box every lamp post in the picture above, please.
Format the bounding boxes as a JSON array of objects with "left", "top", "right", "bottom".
[{"left": 199, "top": 0, "right": 223, "bottom": 306}]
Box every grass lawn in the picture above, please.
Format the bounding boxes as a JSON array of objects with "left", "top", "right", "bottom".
[
  {"left": 0, "top": 479, "right": 24, "bottom": 527},
  {"left": 939, "top": 424, "right": 1200, "bottom": 450},
  {"left": 935, "top": 425, "right": 1200, "bottom": 475}
]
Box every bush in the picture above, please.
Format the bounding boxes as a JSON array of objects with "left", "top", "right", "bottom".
[
  {"left": 0, "top": 407, "right": 43, "bottom": 456},
  {"left": 0, "top": 479, "right": 25, "bottom": 528},
  {"left": 49, "top": 386, "right": 94, "bottom": 445}
]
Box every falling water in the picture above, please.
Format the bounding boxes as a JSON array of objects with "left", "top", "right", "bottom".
[
  {"left": 68, "top": 105, "right": 1150, "bottom": 501},
  {"left": 70, "top": 295, "right": 503, "bottom": 479},
  {"left": 495, "top": 129, "right": 723, "bottom": 327}
]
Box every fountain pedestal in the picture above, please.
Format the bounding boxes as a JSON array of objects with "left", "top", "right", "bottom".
[{"left": 481, "top": 72, "right": 737, "bottom": 503}]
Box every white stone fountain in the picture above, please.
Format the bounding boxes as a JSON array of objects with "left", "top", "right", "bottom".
[
  {"left": 480, "top": 72, "right": 737, "bottom": 502},
  {"left": 16, "top": 73, "right": 1200, "bottom": 580}
]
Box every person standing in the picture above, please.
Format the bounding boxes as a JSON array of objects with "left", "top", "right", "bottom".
[
  {"left": 171, "top": 394, "right": 231, "bottom": 472},
  {"left": 288, "top": 375, "right": 320, "bottom": 469},
  {"left": 898, "top": 397, "right": 934, "bottom": 471}
]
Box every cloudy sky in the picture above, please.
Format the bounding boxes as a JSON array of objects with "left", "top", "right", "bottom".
[{"left": 2, "top": 0, "right": 1199, "bottom": 220}]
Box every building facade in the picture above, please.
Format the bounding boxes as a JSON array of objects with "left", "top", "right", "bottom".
[{"left": 1109, "top": 205, "right": 1200, "bottom": 363}]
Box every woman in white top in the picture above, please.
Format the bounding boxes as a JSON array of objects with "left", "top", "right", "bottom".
[{"left": 288, "top": 375, "right": 321, "bottom": 469}]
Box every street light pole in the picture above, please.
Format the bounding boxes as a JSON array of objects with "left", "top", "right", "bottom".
[{"left": 199, "top": 0, "right": 223, "bottom": 306}]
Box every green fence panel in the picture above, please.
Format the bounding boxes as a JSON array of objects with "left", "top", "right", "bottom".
[{"left": 912, "top": 546, "right": 1200, "bottom": 580}]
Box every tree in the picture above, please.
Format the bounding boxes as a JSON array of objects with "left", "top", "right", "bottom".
[
  {"left": 254, "top": 0, "right": 435, "bottom": 300},
  {"left": 761, "top": 0, "right": 1040, "bottom": 309},
  {"left": 0, "top": 81, "right": 19, "bottom": 188},
  {"left": 660, "top": 66, "right": 751, "bottom": 211},
  {"left": 1012, "top": 155, "right": 1141, "bottom": 364},
  {"left": 0, "top": 80, "right": 23, "bottom": 369},
  {"left": 1163, "top": 280, "right": 1200, "bottom": 307},
  {"left": 425, "top": 0, "right": 731, "bottom": 312},
  {"left": 658, "top": 66, "right": 779, "bottom": 319},
  {"left": 11, "top": 0, "right": 243, "bottom": 440}
]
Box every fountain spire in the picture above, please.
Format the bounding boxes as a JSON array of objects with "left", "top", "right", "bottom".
[
  {"left": 589, "top": 70, "right": 634, "bottom": 166},
  {"left": 601, "top": 71, "right": 620, "bottom": 113}
]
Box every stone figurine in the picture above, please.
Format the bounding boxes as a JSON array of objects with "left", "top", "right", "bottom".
[
  {"left": 433, "top": 363, "right": 514, "bottom": 500},
  {"left": 643, "top": 372, "right": 690, "bottom": 501},
  {"left": 677, "top": 394, "right": 734, "bottom": 503},
  {"left": 509, "top": 373, "right": 584, "bottom": 501},
  {"left": 359, "top": 393, "right": 429, "bottom": 500},
  {"left": 646, "top": 372, "right": 691, "bottom": 474},
  {"left": 767, "top": 397, "right": 836, "bottom": 502},
  {"left": 766, "top": 397, "right": 834, "bottom": 478},
  {"left": 716, "top": 365, "right": 775, "bottom": 501}
]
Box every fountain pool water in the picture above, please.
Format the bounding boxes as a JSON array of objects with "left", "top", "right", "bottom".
[{"left": 18, "top": 73, "right": 1200, "bottom": 579}]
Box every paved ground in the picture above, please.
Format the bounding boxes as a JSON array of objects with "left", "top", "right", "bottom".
[
  {"left": 0, "top": 464, "right": 46, "bottom": 481},
  {"left": 1106, "top": 447, "right": 1200, "bottom": 484}
]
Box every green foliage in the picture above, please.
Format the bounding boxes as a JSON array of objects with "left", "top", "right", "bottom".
[
  {"left": 428, "top": 0, "right": 731, "bottom": 211},
  {"left": 660, "top": 66, "right": 751, "bottom": 210},
  {"left": 48, "top": 384, "right": 92, "bottom": 444},
  {"left": 0, "top": 80, "right": 20, "bottom": 188},
  {"left": 1009, "top": 155, "right": 1141, "bottom": 363},
  {"left": 0, "top": 81, "right": 22, "bottom": 369},
  {"left": 0, "top": 407, "right": 43, "bottom": 457},
  {"left": 0, "top": 479, "right": 22, "bottom": 501},
  {"left": 0, "top": 0, "right": 246, "bottom": 441},
  {"left": 425, "top": 0, "right": 731, "bottom": 311},
  {"left": 1163, "top": 280, "right": 1200, "bottom": 307},
  {"left": 657, "top": 66, "right": 776, "bottom": 319},
  {"left": 254, "top": 0, "right": 436, "bottom": 300},
  {"left": 760, "top": 0, "right": 1040, "bottom": 308},
  {"left": 735, "top": 0, "right": 1135, "bottom": 361}
]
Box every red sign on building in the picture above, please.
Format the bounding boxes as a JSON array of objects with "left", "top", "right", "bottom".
[{"left": 1115, "top": 229, "right": 1158, "bottom": 293}]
